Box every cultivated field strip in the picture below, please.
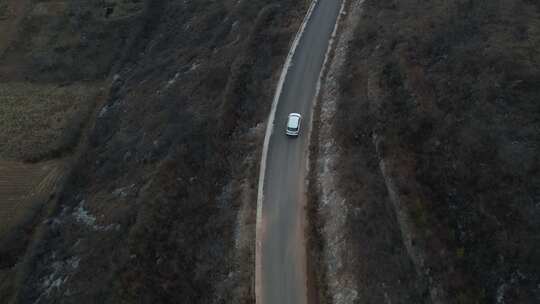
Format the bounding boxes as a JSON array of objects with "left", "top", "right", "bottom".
[{"left": 0, "top": 160, "right": 64, "bottom": 236}]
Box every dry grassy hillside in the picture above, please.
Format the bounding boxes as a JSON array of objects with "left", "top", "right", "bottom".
[
  {"left": 0, "top": 162, "right": 63, "bottom": 236},
  {"left": 0, "top": 83, "right": 99, "bottom": 161},
  {"left": 0, "top": 1, "right": 150, "bottom": 301},
  {"left": 332, "top": 0, "right": 540, "bottom": 302},
  {"left": 0, "top": 0, "right": 308, "bottom": 303}
]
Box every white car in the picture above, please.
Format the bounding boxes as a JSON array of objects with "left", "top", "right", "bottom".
[{"left": 286, "top": 113, "right": 302, "bottom": 136}]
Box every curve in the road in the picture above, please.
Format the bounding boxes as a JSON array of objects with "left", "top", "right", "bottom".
[{"left": 255, "top": 1, "right": 344, "bottom": 304}]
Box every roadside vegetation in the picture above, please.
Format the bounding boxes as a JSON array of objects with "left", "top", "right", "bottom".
[{"left": 334, "top": 0, "right": 540, "bottom": 302}]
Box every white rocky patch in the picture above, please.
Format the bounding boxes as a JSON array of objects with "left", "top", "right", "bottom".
[{"left": 72, "top": 200, "right": 119, "bottom": 231}]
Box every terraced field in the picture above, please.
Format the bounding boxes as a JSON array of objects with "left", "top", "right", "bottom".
[
  {"left": 0, "top": 160, "right": 64, "bottom": 237},
  {"left": 0, "top": 82, "right": 99, "bottom": 161}
]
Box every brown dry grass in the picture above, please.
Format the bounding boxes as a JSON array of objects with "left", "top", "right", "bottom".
[
  {"left": 0, "top": 0, "right": 30, "bottom": 56},
  {"left": 0, "top": 82, "right": 101, "bottom": 161},
  {"left": 0, "top": 160, "right": 64, "bottom": 237},
  {"left": 0, "top": 159, "right": 68, "bottom": 303},
  {"left": 336, "top": 0, "right": 540, "bottom": 302}
]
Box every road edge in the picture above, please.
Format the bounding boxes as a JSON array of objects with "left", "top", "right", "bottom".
[
  {"left": 255, "top": 1, "right": 321, "bottom": 303},
  {"left": 304, "top": 1, "right": 349, "bottom": 303}
]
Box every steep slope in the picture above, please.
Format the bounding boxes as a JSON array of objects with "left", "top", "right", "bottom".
[
  {"left": 0, "top": 0, "right": 307, "bottom": 303},
  {"left": 310, "top": 1, "right": 427, "bottom": 303},
  {"left": 314, "top": 0, "right": 540, "bottom": 302},
  {"left": 0, "top": 0, "right": 140, "bottom": 299}
]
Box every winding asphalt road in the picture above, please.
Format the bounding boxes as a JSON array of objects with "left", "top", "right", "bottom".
[{"left": 259, "top": 1, "right": 343, "bottom": 303}]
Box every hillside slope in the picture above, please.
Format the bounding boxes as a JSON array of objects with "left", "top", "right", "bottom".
[
  {"left": 0, "top": 0, "right": 307, "bottom": 303},
  {"left": 318, "top": 0, "right": 540, "bottom": 302}
]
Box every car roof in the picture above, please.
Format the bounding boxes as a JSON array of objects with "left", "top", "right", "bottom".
[{"left": 287, "top": 114, "right": 300, "bottom": 128}]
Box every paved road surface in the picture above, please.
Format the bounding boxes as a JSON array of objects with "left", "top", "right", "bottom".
[{"left": 259, "top": 1, "right": 343, "bottom": 303}]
